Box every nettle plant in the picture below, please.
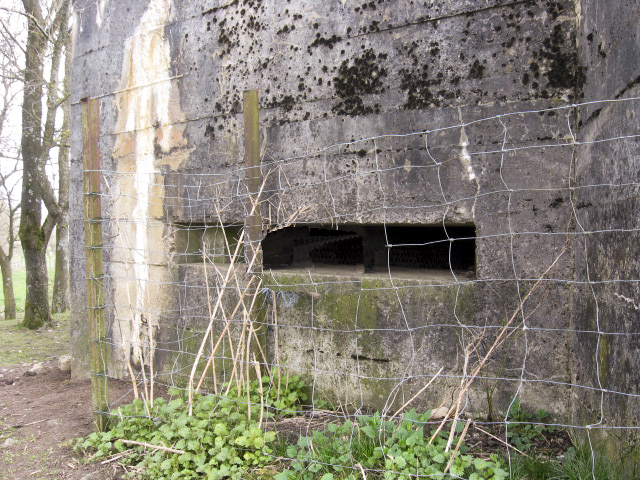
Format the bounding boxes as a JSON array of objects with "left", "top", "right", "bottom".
[
  {"left": 75, "top": 377, "right": 507, "bottom": 480},
  {"left": 505, "top": 399, "right": 555, "bottom": 452},
  {"left": 277, "top": 410, "right": 508, "bottom": 480},
  {"left": 75, "top": 373, "right": 308, "bottom": 480}
]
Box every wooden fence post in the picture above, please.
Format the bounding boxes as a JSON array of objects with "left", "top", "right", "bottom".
[
  {"left": 242, "top": 90, "right": 269, "bottom": 382},
  {"left": 243, "top": 89, "right": 262, "bottom": 268},
  {"left": 82, "top": 97, "right": 109, "bottom": 432}
]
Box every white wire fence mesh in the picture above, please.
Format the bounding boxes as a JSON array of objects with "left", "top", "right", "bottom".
[{"left": 85, "top": 96, "right": 640, "bottom": 478}]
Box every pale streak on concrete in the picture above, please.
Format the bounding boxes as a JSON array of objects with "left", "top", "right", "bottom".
[
  {"left": 614, "top": 292, "right": 640, "bottom": 311},
  {"left": 96, "top": 0, "right": 108, "bottom": 28},
  {"left": 457, "top": 108, "right": 476, "bottom": 183},
  {"left": 457, "top": 108, "right": 479, "bottom": 220},
  {"left": 110, "top": 0, "right": 190, "bottom": 372}
]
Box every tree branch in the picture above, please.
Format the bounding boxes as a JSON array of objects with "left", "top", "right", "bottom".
[
  {"left": 43, "top": 213, "right": 56, "bottom": 247},
  {"left": 4, "top": 4, "right": 51, "bottom": 44}
]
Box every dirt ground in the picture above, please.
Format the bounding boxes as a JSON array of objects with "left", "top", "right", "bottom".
[{"left": 0, "top": 359, "right": 131, "bottom": 480}]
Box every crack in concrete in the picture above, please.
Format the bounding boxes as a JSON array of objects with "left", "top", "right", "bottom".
[{"left": 349, "top": 0, "right": 527, "bottom": 39}]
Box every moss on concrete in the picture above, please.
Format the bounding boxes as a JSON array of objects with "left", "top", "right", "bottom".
[{"left": 262, "top": 269, "right": 475, "bottom": 411}]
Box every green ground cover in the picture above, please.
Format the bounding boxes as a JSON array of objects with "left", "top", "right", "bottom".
[
  {"left": 0, "top": 268, "right": 27, "bottom": 313},
  {"left": 0, "top": 265, "right": 69, "bottom": 365},
  {"left": 0, "top": 311, "right": 70, "bottom": 365}
]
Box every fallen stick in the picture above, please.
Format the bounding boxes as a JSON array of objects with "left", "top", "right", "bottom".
[
  {"left": 101, "top": 449, "right": 135, "bottom": 464},
  {"left": 118, "top": 439, "right": 185, "bottom": 455},
  {"left": 473, "top": 424, "right": 532, "bottom": 459},
  {"left": 1, "top": 418, "right": 50, "bottom": 432}
]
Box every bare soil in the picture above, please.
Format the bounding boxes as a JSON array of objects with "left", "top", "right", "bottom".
[{"left": 0, "top": 359, "right": 131, "bottom": 480}]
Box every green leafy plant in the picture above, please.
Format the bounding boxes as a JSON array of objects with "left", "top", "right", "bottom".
[
  {"left": 277, "top": 409, "right": 508, "bottom": 480},
  {"left": 74, "top": 373, "right": 310, "bottom": 479},
  {"left": 226, "top": 370, "right": 311, "bottom": 417},
  {"left": 506, "top": 399, "right": 554, "bottom": 452}
]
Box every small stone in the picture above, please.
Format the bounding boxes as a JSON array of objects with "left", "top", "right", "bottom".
[
  {"left": 79, "top": 472, "right": 100, "bottom": 480},
  {"left": 30, "top": 362, "right": 45, "bottom": 374},
  {"left": 58, "top": 355, "right": 72, "bottom": 372},
  {"left": 429, "top": 407, "right": 449, "bottom": 420},
  {"left": 1, "top": 438, "right": 17, "bottom": 449}
]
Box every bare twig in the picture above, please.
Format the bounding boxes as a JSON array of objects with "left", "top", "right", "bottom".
[
  {"left": 473, "top": 424, "right": 533, "bottom": 459},
  {"left": 429, "top": 247, "right": 567, "bottom": 446},
  {"left": 100, "top": 449, "right": 135, "bottom": 464},
  {"left": 444, "top": 419, "right": 471, "bottom": 474},
  {"left": 390, "top": 367, "right": 444, "bottom": 420},
  {"left": 1, "top": 418, "right": 49, "bottom": 431},
  {"left": 118, "top": 439, "right": 185, "bottom": 455}
]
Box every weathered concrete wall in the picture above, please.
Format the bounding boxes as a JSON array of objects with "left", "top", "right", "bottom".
[
  {"left": 573, "top": 0, "right": 640, "bottom": 458},
  {"left": 70, "top": 0, "right": 585, "bottom": 420}
]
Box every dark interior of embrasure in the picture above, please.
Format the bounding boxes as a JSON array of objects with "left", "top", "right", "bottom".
[{"left": 261, "top": 225, "right": 476, "bottom": 273}]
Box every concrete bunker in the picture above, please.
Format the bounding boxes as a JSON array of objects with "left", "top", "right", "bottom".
[
  {"left": 173, "top": 223, "right": 244, "bottom": 265},
  {"left": 69, "top": 0, "right": 640, "bottom": 454}
]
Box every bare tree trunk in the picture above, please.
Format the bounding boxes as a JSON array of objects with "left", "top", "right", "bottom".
[
  {"left": 19, "top": 0, "right": 50, "bottom": 330},
  {"left": 51, "top": 32, "right": 71, "bottom": 314},
  {"left": 22, "top": 242, "right": 51, "bottom": 328},
  {"left": 19, "top": 0, "right": 70, "bottom": 328},
  {"left": 0, "top": 250, "right": 16, "bottom": 319},
  {"left": 51, "top": 222, "right": 69, "bottom": 313}
]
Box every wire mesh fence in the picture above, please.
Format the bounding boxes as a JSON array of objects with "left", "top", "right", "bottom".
[{"left": 82, "top": 95, "right": 640, "bottom": 478}]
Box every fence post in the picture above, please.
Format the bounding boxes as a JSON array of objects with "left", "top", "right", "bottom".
[
  {"left": 243, "top": 89, "right": 262, "bottom": 268},
  {"left": 242, "top": 90, "right": 269, "bottom": 382},
  {"left": 81, "top": 97, "right": 109, "bottom": 432}
]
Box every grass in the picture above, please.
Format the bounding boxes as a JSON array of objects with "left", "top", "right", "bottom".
[
  {"left": 0, "top": 257, "right": 57, "bottom": 313},
  {"left": 509, "top": 442, "right": 637, "bottom": 480},
  {"left": 0, "top": 267, "right": 26, "bottom": 313},
  {"left": 0, "top": 311, "right": 70, "bottom": 365},
  {"left": 0, "top": 264, "right": 69, "bottom": 366}
]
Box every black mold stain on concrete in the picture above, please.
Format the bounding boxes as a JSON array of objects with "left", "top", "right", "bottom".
[
  {"left": 332, "top": 49, "right": 388, "bottom": 116},
  {"left": 400, "top": 64, "right": 434, "bottom": 110},
  {"left": 546, "top": 0, "right": 566, "bottom": 20},
  {"left": 468, "top": 59, "right": 485, "bottom": 80},
  {"left": 308, "top": 34, "right": 342, "bottom": 52},
  {"left": 535, "top": 23, "right": 583, "bottom": 93},
  {"left": 549, "top": 196, "right": 564, "bottom": 208}
]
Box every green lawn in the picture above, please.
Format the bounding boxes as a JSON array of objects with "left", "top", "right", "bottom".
[
  {"left": 0, "top": 268, "right": 27, "bottom": 313},
  {"left": 0, "top": 265, "right": 57, "bottom": 314},
  {"left": 0, "top": 265, "right": 70, "bottom": 365},
  {"left": 0, "top": 311, "right": 70, "bottom": 365}
]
